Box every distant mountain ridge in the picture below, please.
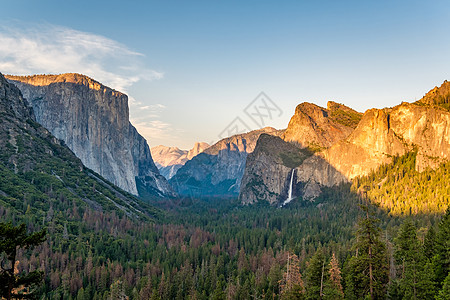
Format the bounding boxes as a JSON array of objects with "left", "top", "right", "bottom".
[
  {"left": 6, "top": 73, "right": 175, "bottom": 199},
  {"left": 151, "top": 142, "right": 210, "bottom": 179},
  {"left": 170, "top": 127, "right": 284, "bottom": 198}
]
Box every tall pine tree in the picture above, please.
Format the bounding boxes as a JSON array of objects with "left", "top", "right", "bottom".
[
  {"left": 280, "top": 252, "right": 305, "bottom": 299},
  {"left": 393, "top": 220, "right": 435, "bottom": 299},
  {"left": 305, "top": 248, "right": 327, "bottom": 300},
  {"left": 435, "top": 207, "right": 450, "bottom": 287},
  {"left": 344, "top": 205, "right": 388, "bottom": 300},
  {"left": 325, "top": 253, "right": 343, "bottom": 300}
]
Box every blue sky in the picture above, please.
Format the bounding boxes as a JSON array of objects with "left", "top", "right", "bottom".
[{"left": 1, "top": 0, "right": 449, "bottom": 149}]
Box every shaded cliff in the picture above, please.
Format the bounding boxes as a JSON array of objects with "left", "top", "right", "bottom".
[
  {"left": 6, "top": 73, "right": 175, "bottom": 198},
  {"left": 151, "top": 142, "right": 210, "bottom": 179},
  {"left": 239, "top": 134, "right": 311, "bottom": 204},
  {"left": 170, "top": 127, "right": 283, "bottom": 197}
]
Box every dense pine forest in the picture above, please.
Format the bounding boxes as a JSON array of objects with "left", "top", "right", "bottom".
[{"left": 1, "top": 151, "right": 450, "bottom": 299}]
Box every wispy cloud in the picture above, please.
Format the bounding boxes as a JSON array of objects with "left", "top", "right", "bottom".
[
  {"left": 0, "top": 23, "right": 163, "bottom": 93},
  {"left": 0, "top": 22, "right": 178, "bottom": 146},
  {"left": 131, "top": 117, "right": 180, "bottom": 143}
]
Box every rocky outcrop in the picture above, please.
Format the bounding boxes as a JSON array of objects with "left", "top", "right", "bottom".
[
  {"left": 6, "top": 73, "right": 175, "bottom": 198},
  {"left": 320, "top": 108, "right": 409, "bottom": 179},
  {"left": 151, "top": 142, "right": 210, "bottom": 179},
  {"left": 282, "top": 101, "right": 362, "bottom": 149},
  {"left": 389, "top": 103, "right": 450, "bottom": 171},
  {"left": 170, "top": 127, "right": 283, "bottom": 197},
  {"left": 416, "top": 80, "right": 450, "bottom": 110},
  {"left": 240, "top": 82, "right": 450, "bottom": 205},
  {"left": 240, "top": 102, "right": 361, "bottom": 205},
  {"left": 321, "top": 101, "right": 450, "bottom": 180},
  {"left": 0, "top": 74, "right": 32, "bottom": 120},
  {"left": 239, "top": 134, "right": 311, "bottom": 204}
]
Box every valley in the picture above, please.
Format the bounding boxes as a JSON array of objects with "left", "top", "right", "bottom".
[{"left": 1, "top": 70, "right": 450, "bottom": 299}]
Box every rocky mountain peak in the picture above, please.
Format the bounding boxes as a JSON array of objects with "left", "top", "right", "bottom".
[
  {"left": 416, "top": 80, "right": 450, "bottom": 110},
  {"left": 151, "top": 142, "right": 210, "bottom": 179},
  {"left": 170, "top": 127, "right": 283, "bottom": 197},
  {"left": 187, "top": 142, "right": 210, "bottom": 160},
  {"left": 205, "top": 127, "right": 280, "bottom": 155},
  {"left": 283, "top": 101, "right": 361, "bottom": 149},
  {"left": 327, "top": 101, "right": 362, "bottom": 129},
  {"left": 240, "top": 81, "right": 450, "bottom": 205}
]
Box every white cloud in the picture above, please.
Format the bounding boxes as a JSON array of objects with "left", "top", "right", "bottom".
[
  {"left": 0, "top": 23, "right": 163, "bottom": 93},
  {"left": 0, "top": 22, "right": 178, "bottom": 146},
  {"left": 131, "top": 118, "right": 177, "bottom": 141},
  {"left": 141, "top": 104, "right": 166, "bottom": 110}
]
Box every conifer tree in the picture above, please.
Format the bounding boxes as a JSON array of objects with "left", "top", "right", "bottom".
[
  {"left": 280, "top": 252, "right": 305, "bottom": 299},
  {"left": 436, "top": 273, "right": 450, "bottom": 300},
  {"left": 344, "top": 205, "right": 388, "bottom": 300},
  {"left": 109, "top": 280, "right": 127, "bottom": 300},
  {"left": 423, "top": 225, "right": 436, "bottom": 260},
  {"left": 326, "top": 253, "right": 343, "bottom": 299},
  {"left": 0, "top": 222, "right": 46, "bottom": 300},
  {"left": 305, "top": 248, "right": 327, "bottom": 300},
  {"left": 393, "top": 220, "right": 435, "bottom": 299},
  {"left": 435, "top": 208, "right": 450, "bottom": 286}
]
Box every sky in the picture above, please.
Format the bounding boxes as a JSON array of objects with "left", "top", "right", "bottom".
[{"left": 0, "top": 0, "right": 449, "bottom": 149}]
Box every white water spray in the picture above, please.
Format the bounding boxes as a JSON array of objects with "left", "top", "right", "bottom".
[{"left": 282, "top": 169, "right": 295, "bottom": 206}]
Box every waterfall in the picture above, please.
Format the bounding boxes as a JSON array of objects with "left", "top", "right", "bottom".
[{"left": 282, "top": 169, "right": 295, "bottom": 206}]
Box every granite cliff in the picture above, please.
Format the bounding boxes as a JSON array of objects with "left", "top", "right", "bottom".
[
  {"left": 6, "top": 73, "right": 175, "bottom": 198},
  {"left": 151, "top": 142, "right": 210, "bottom": 179},
  {"left": 240, "top": 102, "right": 355, "bottom": 204},
  {"left": 240, "top": 82, "right": 450, "bottom": 205},
  {"left": 282, "top": 101, "right": 362, "bottom": 149},
  {"left": 238, "top": 134, "right": 312, "bottom": 204},
  {"left": 170, "top": 127, "right": 283, "bottom": 197},
  {"left": 0, "top": 72, "right": 158, "bottom": 217}
]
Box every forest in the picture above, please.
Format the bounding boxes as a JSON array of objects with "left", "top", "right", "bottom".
[{"left": 1, "top": 144, "right": 450, "bottom": 299}]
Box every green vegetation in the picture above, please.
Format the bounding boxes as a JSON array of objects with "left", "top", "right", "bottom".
[
  {"left": 0, "top": 222, "right": 47, "bottom": 299},
  {"left": 2, "top": 92, "right": 450, "bottom": 298},
  {"left": 329, "top": 107, "right": 362, "bottom": 129},
  {"left": 280, "top": 149, "right": 310, "bottom": 168},
  {"left": 2, "top": 168, "right": 450, "bottom": 299},
  {"left": 344, "top": 205, "right": 389, "bottom": 299},
  {"left": 352, "top": 151, "right": 450, "bottom": 215}
]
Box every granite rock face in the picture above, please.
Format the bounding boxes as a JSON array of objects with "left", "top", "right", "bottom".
[
  {"left": 239, "top": 134, "right": 311, "bottom": 204},
  {"left": 322, "top": 101, "right": 450, "bottom": 180},
  {"left": 321, "top": 108, "right": 409, "bottom": 180},
  {"left": 239, "top": 82, "right": 450, "bottom": 205},
  {"left": 416, "top": 80, "right": 450, "bottom": 109},
  {"left": 6, "top": 73, "right": 175, "bottom": 198},
  {"left": 170, "top": 127, "right": 283, "bottom": 197},
  {"left": 282, "top": 101, "right": 362, "bottom": 149},
  {"left": 151, "top": 142, "right": 210, "bottom": 179},
  {"left": 0, "top": 72, "right": 158, "bottom": 217},
  {"left": 240, "top": 102, "right": 360, "bottom": 204}
]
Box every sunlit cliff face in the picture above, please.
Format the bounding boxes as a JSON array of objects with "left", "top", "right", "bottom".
[{"left": 5, "top": 73, "right": 123, "bottom": 96}]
